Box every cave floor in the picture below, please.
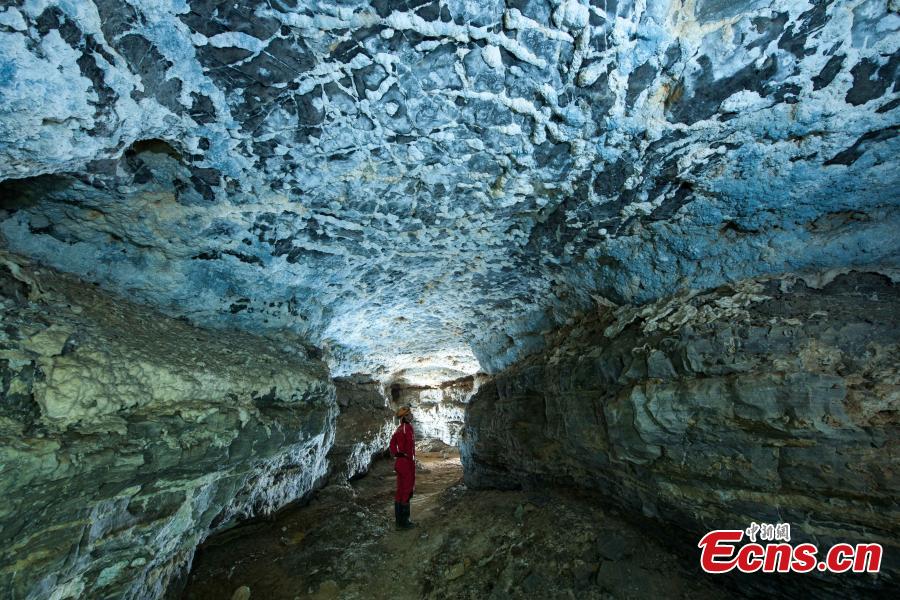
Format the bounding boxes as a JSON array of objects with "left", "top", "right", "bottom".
[{"left": 182, "top": 451, "right": 723, "bottom": 599}]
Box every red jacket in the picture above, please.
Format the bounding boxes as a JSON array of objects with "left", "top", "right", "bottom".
[
  {"left": 390, "top": 422, "right": 415, "bottom": 502},
  {"left": 389, "top": 421, "right": 416, "bottom": 460}
]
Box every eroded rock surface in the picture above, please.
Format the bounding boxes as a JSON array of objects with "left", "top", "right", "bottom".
[
  {"left": 329, "top": 376, "right": 394, "bottom": 481},
  {"left": 0, "top": 1, "right": 897, "bottom": 375},
  {"left": 1, "top": 2, "right": 899, "bottom": 596},
  {"left": 461, "top": 270, "right": 900, "bottom": 596},
  {"left": 0, "top": 253, "right": 336, "bottom": 600},
  {"left": 391, "top": 375, "right": 479, "bottom": 446}
]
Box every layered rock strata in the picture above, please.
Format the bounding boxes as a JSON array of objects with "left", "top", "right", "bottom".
[
  {"left": 0, "top": 253, "right": 336, "bottom": 600},
  {"left": 329, "top": 376, "right": 394, "bottom": 481},
  {"left": 392, "top": 375, "right": 479, "bottom": 446},
  {"left": 462, "top": 271, "right": 899, "bottom": 596}
]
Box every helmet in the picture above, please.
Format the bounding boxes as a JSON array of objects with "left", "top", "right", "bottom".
[{"left": 395, "top": 406, "right": 411, "bottom": 418}]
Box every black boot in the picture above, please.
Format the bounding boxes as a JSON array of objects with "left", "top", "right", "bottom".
[
  {"left": 394, "top": 501, "right": 402, "bottom": 528},
  {"left": 400, "top": 502, "right": 416, "bottom": 528}
]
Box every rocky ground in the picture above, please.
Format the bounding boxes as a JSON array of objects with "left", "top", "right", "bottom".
[{"left": 181, "top": 450, "right": 722, "bottom": 600}]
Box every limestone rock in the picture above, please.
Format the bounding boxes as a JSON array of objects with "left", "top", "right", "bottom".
[
  {"left": 0, "top": 1, "right": 896, "bottom": 376},
  {"left": 461, "top": 271, "right": 900, "bottom": 597},
  {"left": 231, "top": 586, "right": 251, "bottom": 600},
  {"left": 0, "top": 253, "right": 336, "bottom": 599},
  {"left": 328, "top": 376, "right": 394, "bottom": 481},
  {"left": 391, "top": 375, "right": 479, "bottom": 446}
]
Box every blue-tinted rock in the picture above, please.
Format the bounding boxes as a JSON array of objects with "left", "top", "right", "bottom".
[{"left": 0, "top": 0, "right": 897, "bottom": 380}]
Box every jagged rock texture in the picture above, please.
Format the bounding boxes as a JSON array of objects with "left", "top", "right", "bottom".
[
  {"left": 461, "top": 270, "right": 899, "bottom": 597},
  {"left": 391, "top": 375, "right": 479, "bottom": 445},
  {"left": 0, "top": 253, "right": 336, "bottom": 600},
  {"left": 330, "top": 376, "right": 394, "bottom": 480},
  {"left": 1, "top": 2, "right": 899, "bottom": 595},
  {"left": 1, "top": 1, "right": 897, "bottom": 375}
]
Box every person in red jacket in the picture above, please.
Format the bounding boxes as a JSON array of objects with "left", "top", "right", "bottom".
[{"left": 389, "top": 406, "right": 416, "bottom": 529}]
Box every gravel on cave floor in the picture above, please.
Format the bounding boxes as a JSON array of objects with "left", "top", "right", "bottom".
[{"left": 182, "top": 450, "right": 723, "bottom": 599}]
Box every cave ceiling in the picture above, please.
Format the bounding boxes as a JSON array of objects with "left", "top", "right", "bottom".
[{"left": 0, "top": 0, "right": 898, "bottom": 376}]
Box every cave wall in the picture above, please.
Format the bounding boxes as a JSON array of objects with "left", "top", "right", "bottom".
[
  {"left": 330, "top": 376, "right": 394, "bottom": 481},
  {"left": 461, "top": 270, "right": 899, "bottom": 596},
  {"left": 392, "top": 376, "right": 478, "bottom": 446},
  {"left": 0, "top": 252, "right": 336, "bottom": 600}
]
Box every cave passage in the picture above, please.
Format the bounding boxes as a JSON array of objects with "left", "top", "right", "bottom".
[
  {"left": 181, "top": 449, "right": 722, "bottom": 600},
  {"left": 1, "top": 1, "right": 899, "bottom": 599}
]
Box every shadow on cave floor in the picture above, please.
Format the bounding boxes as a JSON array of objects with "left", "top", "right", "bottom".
[{"left": 181, "top": 451, "right": 721, "bottom": 600}]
